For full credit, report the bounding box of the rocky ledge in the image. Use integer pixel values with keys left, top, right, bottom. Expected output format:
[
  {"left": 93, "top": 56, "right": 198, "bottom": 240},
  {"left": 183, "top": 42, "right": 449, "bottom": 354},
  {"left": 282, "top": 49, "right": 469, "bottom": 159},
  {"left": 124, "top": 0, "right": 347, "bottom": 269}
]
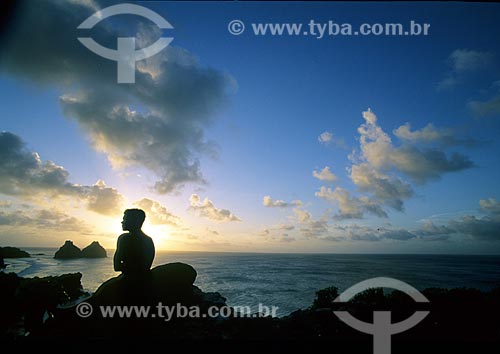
[
  {"left": 0, "top": 263, "right": 499, "bottom": 351},
  {"left": 0, "top": 246, "right": 30, "bottom": 259}
]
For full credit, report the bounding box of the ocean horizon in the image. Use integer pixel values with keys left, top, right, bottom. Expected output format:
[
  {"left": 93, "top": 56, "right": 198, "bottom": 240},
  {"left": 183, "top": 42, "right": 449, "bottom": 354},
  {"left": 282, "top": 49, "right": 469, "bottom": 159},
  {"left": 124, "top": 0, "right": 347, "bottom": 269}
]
[{"left": 3, "top": 247, "right": 500, "bottom": 317}]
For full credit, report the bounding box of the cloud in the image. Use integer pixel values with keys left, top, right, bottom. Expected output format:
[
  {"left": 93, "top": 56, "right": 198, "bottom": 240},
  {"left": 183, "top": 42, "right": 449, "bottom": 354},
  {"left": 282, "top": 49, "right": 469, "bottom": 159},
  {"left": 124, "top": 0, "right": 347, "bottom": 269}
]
[
  {"left": 86, "top": 180, "right": 125, "bottom": 216},
  {"left": 357, "top": 109, "right": 474, "bottom": 185},
  {"left": 291, "top": 207, "right": 329, "bottom": 238},
  {"left": 479, "top": 198, "right": 500, "bottom": 216},
  {"left": 350, "top": 163, "right": 412, "bottom": 211},
  {"left": 0, "top": 132, "right": 73, "bottom": 196},
  {"left": 189, "top": 194, "right": 241, "bottom": 222},
  {"left": 448, "top": 49, "right": 493, "bottom": 72},
  {"left": 0, "top": 131, "right": 124, "bottom": 216},
  {"left": 1, "top": 0, "right": 235, "bottom": 194},
  {"left": 299, "top": 218, "right": 329, "bottom": 238},
  {"left": 414, "top": 221, "right": 455, "bottom": 241},
  {"left": 259, "top": 224, "right": 296, "bottom": 242},
  {"left": 314, "top": 109, "right": 475, "bottom": 220},
  {"left": 468, "top": 82, "right": 500, "bottom": 118},
  {"left": 448, "top": 198, "right": 500, "bottom": 241},
  {"left": 318, "top": 131, "right": 333, "bottom": 144},
  {"left": 449, "top": 216, "right": 500, "bottom": 241},
  {"left": 0, "top": 206, "right": 93, "bottom": 234},
  {"left": 312, "top": 166, "right": 337, "bottom": 183},
  {"left": 315, "top": 186, "right": 387, "bottom": 219},
  {"left": 263, "top": 195, "right": 302, "bottom": 208},
  {"left": 134, "top": 198, "right": 181, "bottom": 226},
  {"left": 324, "top": 224, "right": 419, "bottom": 242},
  {"left": 393, "top": 123, "right": 476, "bottom": 147},
  {"left": 318, "top": 131, "right": 347, "bottom": 148},
  {"left": 293, "top": 207, "right": 312, "bottom": 223},
  {"left": 354, "top": 227, "right": 416, "bottom": 241},
  {"left": 437, "top": 49, "right": 493, "bottom": 90},
  {"left": 304, "top": 198, "right": 500, "bottom": 243}
]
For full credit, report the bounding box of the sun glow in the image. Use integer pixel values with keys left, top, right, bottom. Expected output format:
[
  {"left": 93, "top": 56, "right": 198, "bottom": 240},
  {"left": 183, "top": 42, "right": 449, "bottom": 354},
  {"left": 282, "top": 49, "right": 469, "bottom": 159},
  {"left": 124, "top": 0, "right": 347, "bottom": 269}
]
[{"left": 141, "top": 221, "right": 174, "bottom": 251}]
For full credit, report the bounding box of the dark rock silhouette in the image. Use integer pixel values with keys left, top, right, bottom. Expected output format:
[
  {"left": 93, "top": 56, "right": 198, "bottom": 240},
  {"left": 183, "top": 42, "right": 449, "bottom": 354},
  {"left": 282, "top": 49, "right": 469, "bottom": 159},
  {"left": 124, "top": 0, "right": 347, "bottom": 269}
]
[
  {"left": 90, "top": 262, "right": 202, "bottom": 307},
  {"left": 54, "top": 241, "right": 107, "bottom": 259},
  {"left": 0, "top": 246, "right": 30, "bottom": 258},
  {"left": 54, "top": 241, "right": 82, "bottom": 259},
  {"left": 0, "top": 272, "right": 86, "bottom": 336},
  {"left": 2, "top": 264, "right": 500, "bottom": 354},
  {"left": 0, "top": 256, "right": 5, "bottom": 269},
  {"left": 81, "top": 241, "right": 107, "bottom": 258}
]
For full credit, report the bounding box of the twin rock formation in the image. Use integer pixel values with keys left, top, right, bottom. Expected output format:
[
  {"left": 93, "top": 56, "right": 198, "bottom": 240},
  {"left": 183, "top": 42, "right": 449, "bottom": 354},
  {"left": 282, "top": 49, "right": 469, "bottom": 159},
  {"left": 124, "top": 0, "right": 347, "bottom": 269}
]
[{"left": 54, "top": 240, "right": 107, "bottom": 259}]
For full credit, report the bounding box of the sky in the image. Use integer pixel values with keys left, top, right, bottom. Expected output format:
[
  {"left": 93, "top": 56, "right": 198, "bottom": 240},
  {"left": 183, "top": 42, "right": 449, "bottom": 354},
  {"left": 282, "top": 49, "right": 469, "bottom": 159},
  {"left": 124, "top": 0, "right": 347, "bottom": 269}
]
[{"left": 0, "top": 0, "right": 500, "bottom": 253}]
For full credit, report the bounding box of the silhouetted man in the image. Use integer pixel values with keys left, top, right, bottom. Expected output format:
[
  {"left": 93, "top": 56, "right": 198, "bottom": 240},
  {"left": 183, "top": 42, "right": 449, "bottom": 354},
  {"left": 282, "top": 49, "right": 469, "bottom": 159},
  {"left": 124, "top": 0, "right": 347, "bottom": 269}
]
[{"left": 114, "top": 209, "right": 155, "bottom": 277}]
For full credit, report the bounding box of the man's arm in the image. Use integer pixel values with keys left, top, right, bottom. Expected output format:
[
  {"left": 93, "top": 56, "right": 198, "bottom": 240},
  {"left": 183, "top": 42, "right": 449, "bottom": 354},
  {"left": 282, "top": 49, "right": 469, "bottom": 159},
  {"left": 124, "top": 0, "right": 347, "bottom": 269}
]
[
  {"left": 146, "top": 236, "right": 155, "bottom": 270},
  {"left": 113, "top": 235, "right": 124, "bottom": 272}
]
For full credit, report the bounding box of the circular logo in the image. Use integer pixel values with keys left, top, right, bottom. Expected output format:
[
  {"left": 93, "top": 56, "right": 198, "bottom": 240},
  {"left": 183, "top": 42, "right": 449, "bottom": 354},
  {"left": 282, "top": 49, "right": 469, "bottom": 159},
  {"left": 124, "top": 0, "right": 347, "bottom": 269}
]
[
  {"left": 76, "top": 302, "right": 93, "bottom": 318},
  {"left": 228, "top": 20, "right": 245, "bottom": 35}
]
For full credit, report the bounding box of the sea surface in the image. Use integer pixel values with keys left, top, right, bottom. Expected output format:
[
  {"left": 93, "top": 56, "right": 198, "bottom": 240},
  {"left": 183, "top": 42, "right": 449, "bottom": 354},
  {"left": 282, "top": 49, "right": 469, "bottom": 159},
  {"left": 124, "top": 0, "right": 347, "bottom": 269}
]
[{"left": 3, "top": 248, "right": 500, "bottom": 317}]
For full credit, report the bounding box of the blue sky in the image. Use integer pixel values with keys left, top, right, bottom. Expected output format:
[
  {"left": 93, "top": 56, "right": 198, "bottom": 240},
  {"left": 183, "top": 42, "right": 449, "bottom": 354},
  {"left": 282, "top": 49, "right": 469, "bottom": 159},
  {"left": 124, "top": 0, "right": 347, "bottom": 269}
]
[{"left": 0, "top": 1, "right": 499, "bottom": 253}]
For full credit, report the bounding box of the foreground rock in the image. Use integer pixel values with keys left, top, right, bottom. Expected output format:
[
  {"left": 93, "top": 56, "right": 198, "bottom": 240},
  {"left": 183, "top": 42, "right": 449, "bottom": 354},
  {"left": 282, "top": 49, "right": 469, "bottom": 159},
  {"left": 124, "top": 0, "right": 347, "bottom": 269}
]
[
  {"left": 81, "top": 241, "right": 107, "bottom": 258},
  {"left": 0, "top": 272, "right": 86, "bottom": 336},
  {"left": 2, "top": 263, "right": 499, "bottom": 349},
  {"left": 0, "top": 246, "right": 30, "bottom": 258}
]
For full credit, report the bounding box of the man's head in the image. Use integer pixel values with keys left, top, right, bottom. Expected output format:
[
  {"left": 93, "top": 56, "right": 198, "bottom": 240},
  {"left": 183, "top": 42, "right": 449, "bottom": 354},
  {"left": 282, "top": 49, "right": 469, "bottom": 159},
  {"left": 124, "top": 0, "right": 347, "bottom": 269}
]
[{"left": 121, "top": 209, "right": 146, "bottom": 232}]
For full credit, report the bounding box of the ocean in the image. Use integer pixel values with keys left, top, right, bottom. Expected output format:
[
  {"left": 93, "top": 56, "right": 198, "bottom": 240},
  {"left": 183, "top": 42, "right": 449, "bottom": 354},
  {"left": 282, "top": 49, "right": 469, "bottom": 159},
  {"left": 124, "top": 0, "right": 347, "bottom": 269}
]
[{"left": 4, "top": 248, "right": 500, "bottom": 317}]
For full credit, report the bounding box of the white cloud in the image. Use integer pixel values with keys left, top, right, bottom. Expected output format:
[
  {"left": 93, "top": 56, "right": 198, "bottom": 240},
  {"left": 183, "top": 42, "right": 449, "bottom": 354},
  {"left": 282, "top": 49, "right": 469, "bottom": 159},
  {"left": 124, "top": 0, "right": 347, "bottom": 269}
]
[
  {"left": 189, "top": 194, "right": 241, "bottom": 222},
  {"left": 318, "top": 131, "right": 333, "bottom": 144},
  {"left": 292, "top": 207, "right": 329, "bottom": 238},
  {"left": 293, "top": 207, "right": 312, "bottom": 223},
  {"left": 313, "top": 109, "right": 475, "bottom": 220},
  {"left": 312, "top": 166, "right": 337, "bottom": 183},
  {"left": 315, "top": 186, "right": 387, "bottom": 219},
  {"left": 263, "top": 196, "right": 302, "bottom": 208},
  {"left": 479, "top": 198, "right": 500, "bottom": 216},
  {"left": 356, "top": 109, "right": 473, "bottom": 184},
  {"left": 393, "top": 123, "right": 475, "bottom": 147},
  {"left": 134, "top": 198, "right": 181, "bottom": 226}
]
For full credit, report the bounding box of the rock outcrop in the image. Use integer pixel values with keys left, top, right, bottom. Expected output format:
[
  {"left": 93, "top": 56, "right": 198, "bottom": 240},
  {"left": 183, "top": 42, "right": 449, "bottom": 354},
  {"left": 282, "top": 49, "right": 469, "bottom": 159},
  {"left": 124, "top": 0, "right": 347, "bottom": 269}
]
[
  {"left": 54, "top": 241, "right": 107, "bottom": 259},
  {"left": 0, "top": 246, "right": 30, "bottom": 258},
  {"left": 81, "top": 241, "right": 107, "bottom": 258},
  {"left": 0, "top": 272, "right": 86, "bottom": 336},
  {"left": 2, "top": 263, "right": 499, "bottom": 353},
  {"left": 54, "top": 241, "right": 82, "bottom": 259}
]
